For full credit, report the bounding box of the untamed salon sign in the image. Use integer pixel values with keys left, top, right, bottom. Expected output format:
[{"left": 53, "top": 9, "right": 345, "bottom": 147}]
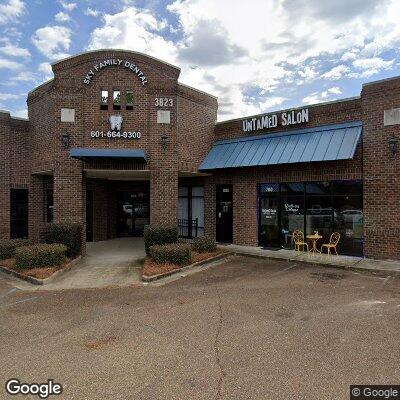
[{"left": 83, "top": 59, "right": 148, "bottom": 85}]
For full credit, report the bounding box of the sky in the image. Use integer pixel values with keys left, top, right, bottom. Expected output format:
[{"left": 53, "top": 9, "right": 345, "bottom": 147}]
[{"left": 0, "top": 0, "right": 400, "bottom": 121}]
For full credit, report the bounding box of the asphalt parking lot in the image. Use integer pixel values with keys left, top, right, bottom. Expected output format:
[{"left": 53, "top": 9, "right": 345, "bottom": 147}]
[{"left": 0, "top": 256, "right": 399, "bottom": 400}]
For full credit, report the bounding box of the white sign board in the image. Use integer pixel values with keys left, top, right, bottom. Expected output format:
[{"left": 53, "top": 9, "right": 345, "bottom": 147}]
[{"left": 384, "top": 108, "right": 400, "bottom": 126}]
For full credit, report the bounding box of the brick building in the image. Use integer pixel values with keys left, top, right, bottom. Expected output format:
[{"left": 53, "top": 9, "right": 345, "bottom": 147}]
[{"left": 1, "top": 49, "right": 399, "bottom": 259}]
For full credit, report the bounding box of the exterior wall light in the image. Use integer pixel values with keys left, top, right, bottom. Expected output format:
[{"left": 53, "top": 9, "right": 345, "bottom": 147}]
[
  {"left": 388, "top": 134, "right": 398, "bottom": 157},
  {"left": 62, "top": 132, "right": 71, "bottom": 149},
  {"left": 161, "top": 134, "right": 169, "bottom": 149}
]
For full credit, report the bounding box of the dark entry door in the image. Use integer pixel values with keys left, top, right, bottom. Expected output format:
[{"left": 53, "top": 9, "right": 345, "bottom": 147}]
[
  {"left": 10, "top": 189, "right": 28, "bottom": 239},
  {"left": 86, "top": 190, "right": 94, "bottom": 242},
  {"left": 117, "top": 189, "right": 149, "bottom": 237},
  {"left": 216, "top": 185, "right": 233, "bottom": 243}
]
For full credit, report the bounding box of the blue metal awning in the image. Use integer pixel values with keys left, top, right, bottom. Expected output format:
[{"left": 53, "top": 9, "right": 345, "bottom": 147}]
[
  {"left": 199, "top": 121, "right": 362, "bottom": 171},
  {"left": 70, "top": 148, "right": 148, "bottom": 162}
]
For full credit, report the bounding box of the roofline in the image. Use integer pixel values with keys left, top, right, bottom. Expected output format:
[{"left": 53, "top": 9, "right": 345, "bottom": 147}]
[
  {"left": 363, "top": 75, "right": 400, "bottom": 87},
  {"left": 28, "top": 78, "right": 54, "bottom": 95},
  {"left": 178, "top": 82, "right": 218, "bottom": 100},
  {"left": 214, "top": 120, "right": 362, "bottom": 145},
  {"left": 216, "top": 96, "right": 361, "bottom": 125},
  {"left": 51, "top": 49, "right": 181, "bottom": 72}
]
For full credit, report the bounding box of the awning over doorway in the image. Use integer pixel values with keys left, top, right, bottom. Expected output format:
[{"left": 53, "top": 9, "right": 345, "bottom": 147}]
[
  {"left": 70, "top": 148, "right": 148, "bottom": 162},
  {"left": 199, "top": 121, "right": 362, "bottom": 171}
]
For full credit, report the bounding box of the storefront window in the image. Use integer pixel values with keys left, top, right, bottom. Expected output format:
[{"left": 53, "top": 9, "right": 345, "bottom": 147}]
[
  {"left": 258, "top": 180, "right": 364, "bottom": 256},
  {"left": 281, "top": 186, "right": 304, "bottom": 249},
  {"left": 333, "top": 180, "right": 363, "bottom": 256},
  {"left": 178, "top": 186, "right": 204, "bottom": 238}
]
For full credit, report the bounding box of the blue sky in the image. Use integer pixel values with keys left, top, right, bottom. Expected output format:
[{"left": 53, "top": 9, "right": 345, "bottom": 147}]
[{"left": 1, "top": 0, "right": 400, "bottom": 120}]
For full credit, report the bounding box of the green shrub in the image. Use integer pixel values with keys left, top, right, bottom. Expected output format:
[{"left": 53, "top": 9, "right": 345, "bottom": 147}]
[
  {"left": 0, "top": 239, "right": 32, "bottom": 260},
  {"left": 15, "top": 244, "right": 67, "bottom": 269},
  {"left": 192, "top": 236, "right": 217, "bottom": 253},
  {"left": 144, "top": 225, "right": 178, "bottom": 255},
  {"left": 150, "top": 243, "right": 192, "bottom": 265},
  {"left": 42, "top": 223, "right": 82, "bottom": 257}
]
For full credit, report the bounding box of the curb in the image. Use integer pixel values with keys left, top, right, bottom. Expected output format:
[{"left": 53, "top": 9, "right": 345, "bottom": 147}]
[
  {"left": 230, "top": 251, "right": 400, "bottom": 276},
  {"left": 0, "top": 256, "right": 82, "bottom": 286},
  {"left": 141, "top": 252, "right": 231, "bottom": 282}
]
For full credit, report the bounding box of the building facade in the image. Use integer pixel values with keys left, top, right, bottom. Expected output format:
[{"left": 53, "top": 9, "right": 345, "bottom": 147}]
[{"left": 1, "top": 49, "right": 399, "bottom": 260}]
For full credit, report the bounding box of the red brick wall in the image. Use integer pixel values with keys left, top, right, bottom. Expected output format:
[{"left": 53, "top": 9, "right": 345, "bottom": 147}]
[
  {"left": 362, "top": 77, "right": 400, "bottom": 259},
  {"left": 0, "top": 112, "right": 31, "bottom": 239}
]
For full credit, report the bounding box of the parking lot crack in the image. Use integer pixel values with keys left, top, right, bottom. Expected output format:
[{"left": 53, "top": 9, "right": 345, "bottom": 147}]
[{"left": 214, "top": 290, "right": 226, "bottom": 400}]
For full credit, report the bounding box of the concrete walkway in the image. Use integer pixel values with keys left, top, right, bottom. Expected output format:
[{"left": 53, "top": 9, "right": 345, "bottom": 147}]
[
  {"left": 224, "top": 244, "right": 400, "bottom": 274},
  {"left": 43, "top": 237, "right": 145, "bottom": 290}
]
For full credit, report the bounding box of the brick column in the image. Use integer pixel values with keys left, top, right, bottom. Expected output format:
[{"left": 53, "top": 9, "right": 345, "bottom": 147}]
[
  {"left": 362, "top": 78, "right": 400, "bottom": 259},
  {"left": 150, "top": 169, "right": 178, "bottom": 226},
  {"left": 204, "top": 175, "right": 216, "bottom": 240},
  {"left": 0, "top": 112, "right": 10, "bottom": 239},
  {"left": 54, "top": 159, "right": 86, "bottom": 253}
]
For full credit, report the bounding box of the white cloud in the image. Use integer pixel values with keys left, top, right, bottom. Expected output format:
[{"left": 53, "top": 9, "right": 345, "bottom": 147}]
[
  {"left": 321, "top": 65, "right": 351, "bottom": 80},
  {"left": 84, "top": 0, "right": 400, "bottom": 119},
  {"left": 87, "top": 7, "right": 176, "bottom": 65},
  {"left": 0, "top": 0, "right": 25, "bottom": 25},
  {"left": 32, "top": 26, "right": 72, "bottom": 59},
  {"left": 0, "top": 58, "right": 22, "bottom": 69},
  {"left": 12, "top": 108, "right": 28, "bottom": 118},
  {"left": 0, "top": 92, "right": 22, "bottom": 100},
  {"left": 327, "top": 86, "right": 342, "bottom": 95},
  {"left": 11, "top": 71, "right": 36, "bottom": 82},
  {"left": 59, "top": 1, "right": 76, "bottom": 11},
  {"left": 302, "top": 86, "right": 342, "bottom": 104},
  {"left": 85, "top": 7, "right": 100, "bottom": 17},
  {"left": 353, "top": 57, "right": 394, "bottom": 71},
  {"left": 0, "top": 44, "right": 30, "bottom": 58},
  {"left": 55, "top": 11, "right": 70, "bottom": 22},
  {"left": 38, "top": 62, "right": 52, "bottom": 75},
  {"left": 260, "top": 96, "right": 286, "bottom": 110}
]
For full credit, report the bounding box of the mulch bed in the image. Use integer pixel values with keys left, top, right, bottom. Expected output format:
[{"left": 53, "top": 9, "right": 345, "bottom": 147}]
[
  {"left": 142, "top": 249, "right": 226, "bottom": 277},
  {"left": 0, "top": 258, "right": 70, "bottom": 280}
]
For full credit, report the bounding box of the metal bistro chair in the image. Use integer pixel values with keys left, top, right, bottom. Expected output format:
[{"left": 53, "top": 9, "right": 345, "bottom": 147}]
[
  {"left": 293, "top": 230, "right": 309, "bottom": 252},
  {"left": 321, "top": 232, "right": 341, "bottom": 255}
]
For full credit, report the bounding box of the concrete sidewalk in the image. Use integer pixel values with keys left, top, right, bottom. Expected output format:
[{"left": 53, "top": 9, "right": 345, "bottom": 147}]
[
  {"left": 41, "top": 237, "right": 145, "bottom": 290},
  {"left": 223, "top": 244, "right": 400, "bottom": 274}
]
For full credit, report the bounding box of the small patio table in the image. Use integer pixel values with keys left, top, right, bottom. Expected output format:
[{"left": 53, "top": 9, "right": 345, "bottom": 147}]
[{"left": 306, "top": 234, "right": 323, "bottom": 255}]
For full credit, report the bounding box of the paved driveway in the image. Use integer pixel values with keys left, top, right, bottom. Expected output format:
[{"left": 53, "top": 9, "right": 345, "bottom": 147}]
[{"left": 0, "top": 256, "right": 399, "bottom": 399}]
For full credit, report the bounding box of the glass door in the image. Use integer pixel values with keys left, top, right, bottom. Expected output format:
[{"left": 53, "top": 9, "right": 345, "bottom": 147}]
[
  {"left": 117, "top": 188, "right": 149, "bottom": 237},
  {"left": 259, "top": 184, "right": 280, "bottom": 247}
]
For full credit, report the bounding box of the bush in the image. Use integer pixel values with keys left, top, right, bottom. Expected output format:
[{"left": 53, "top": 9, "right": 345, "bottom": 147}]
[
  {"left": 0, "top": 239, "right": 32, "bottom": 260},
  {"left": 42, "top": 223, "right": 82, "bottom": 257},
  {"left": 192, "top": 236, "right": 217, "bottom": 253},
  {"left": 144, "top": 225, "right": 178, "bottom": 255},
  {"left": 150, "top": 243, "right": 192, "bottom": 265},
  {"left": 15, "top": 244, "right": 67, "bottom": 269}
]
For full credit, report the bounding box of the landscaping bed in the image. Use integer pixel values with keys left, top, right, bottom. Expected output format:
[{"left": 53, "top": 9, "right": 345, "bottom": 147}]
[
  {"left": 0, "top": 257, "right": 71, "bottom": 279},
  {"left": 141, "top": 249, "right": 227, "bottom": 280}
]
